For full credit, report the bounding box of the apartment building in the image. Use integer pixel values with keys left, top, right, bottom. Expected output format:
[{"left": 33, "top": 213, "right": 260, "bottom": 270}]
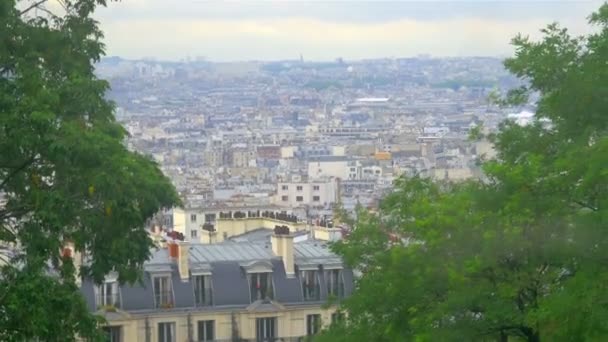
[
  {"left": 81, "top": 228, "right": 353, "bottom": 342},
  {"left": 173, "top": 206, "right": 304, "bottom": 243},
  {"left": 275, "top": 178, "right": 339, "bottom": 208}
]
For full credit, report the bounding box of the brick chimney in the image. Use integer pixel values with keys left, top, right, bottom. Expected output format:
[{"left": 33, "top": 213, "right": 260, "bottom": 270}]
[
  {"left": 62, "top": 241, "right": 82, "bottom": 286},
  {"left": 271, "top": 226, "right": 295, "bottom": 278},
  {"left": 177, "top": 241, "right": 190, "bottom": 281}
]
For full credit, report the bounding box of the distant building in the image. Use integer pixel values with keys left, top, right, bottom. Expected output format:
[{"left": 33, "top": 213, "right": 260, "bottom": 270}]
[{"left": 276, "top": 177, "right": 339, "bottom": 208}]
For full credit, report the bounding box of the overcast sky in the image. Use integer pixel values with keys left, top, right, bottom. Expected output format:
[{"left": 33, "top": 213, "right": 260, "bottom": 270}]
[{"left": 81, "top": 0, "right": 604, "bottom": 61}]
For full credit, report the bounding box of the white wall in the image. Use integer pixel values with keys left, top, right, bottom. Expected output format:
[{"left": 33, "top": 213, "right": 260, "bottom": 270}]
[
  {"left": 276, "top": 178, "right": 338, "bottom": 207},
  {"left": 331, "top": 146, "right": 346, "bottom": 156},
  {"left": 281, "top": 146, "right": 296, "bottom": 158},
  {"left": 308, "top": 160, "right": 349, "bottom": 180}
]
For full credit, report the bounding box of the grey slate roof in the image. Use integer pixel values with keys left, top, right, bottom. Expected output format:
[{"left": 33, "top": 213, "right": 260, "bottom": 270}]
[
  {"left": 190, "top": 242, "right": 274, "bottom": 263},
  {"left": 81, "top": 234, "right": 352, "bottom": 313}
]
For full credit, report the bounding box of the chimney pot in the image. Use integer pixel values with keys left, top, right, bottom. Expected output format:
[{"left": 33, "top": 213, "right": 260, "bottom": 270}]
[{"left": 168, "top": 242, "right": 179, "bottom": 258}]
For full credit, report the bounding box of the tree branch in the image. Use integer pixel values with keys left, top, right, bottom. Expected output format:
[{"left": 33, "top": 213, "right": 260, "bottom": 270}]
[
  {"left": 0, "top": 156, "right": 36, "bottom": 191},
  {"left": 19, "top": 0, "right": 49, "bottom": 16},
  {"left": 573, "top": 200, "right": 598, "bottom": 212}
]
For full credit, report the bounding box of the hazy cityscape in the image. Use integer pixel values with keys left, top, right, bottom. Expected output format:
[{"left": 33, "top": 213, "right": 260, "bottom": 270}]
[
  {"left": 99, "top": 55, "right": 525, "bottom": 217},
  {"left": 2, "top": 1, "right": 607, "bottom": 342}
]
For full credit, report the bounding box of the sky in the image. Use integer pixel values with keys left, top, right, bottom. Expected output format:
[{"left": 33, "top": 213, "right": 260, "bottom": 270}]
[{"left": 74, "top": 0, "right": 606, "bottom": 61}]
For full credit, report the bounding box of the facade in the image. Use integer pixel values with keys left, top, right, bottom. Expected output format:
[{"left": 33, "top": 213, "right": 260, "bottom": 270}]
[
  {"left": 307, "top": 157, "right": 351, "bottom": 180},
  {"left": 81, "top": 229, "right": 353, "bottom": 342},
  {"left": 275, "top": 178, "right": 339, "bottom": 208},
  {"left": 232, "top": 148, "right": 256, "bottom": 168},
  {"left": 172, "top": 206, "right": 304, "bottom": 243}
]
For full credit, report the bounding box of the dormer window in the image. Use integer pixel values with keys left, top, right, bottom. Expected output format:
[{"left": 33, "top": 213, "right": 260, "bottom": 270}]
[
  {"left": 193, "top": 274, "right": 213, "bottom": 306},
  {"left": 153, "top": 275, "right": 173, "bottom": 308},
  {"left": 300, "top": 270, "right": 320, "bottom": 301},
  {"left": 96, "top": 280, "right": 120, "bottom": 309},
  {"left": 326, "top": 269, "right": 345, "bottom": 299},
  {"left": 249, "top": 272, "right": 274, "bottom": 302}
]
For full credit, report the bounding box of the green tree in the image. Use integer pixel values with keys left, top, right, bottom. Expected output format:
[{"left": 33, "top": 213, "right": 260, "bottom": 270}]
[
  {"left": 317, "top": 4, "right": 607, "bottom": 342},
  {"left": 0, "top": 1, "right": 180, "bottom": 340}
]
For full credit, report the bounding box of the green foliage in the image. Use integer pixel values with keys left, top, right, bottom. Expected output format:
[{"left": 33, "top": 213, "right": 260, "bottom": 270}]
[
  {"left": 317, "top": 3, "right": 608, "bottom": 342},
  {"left": 0, "top": 1, "right": 180, "bottom": 340}
]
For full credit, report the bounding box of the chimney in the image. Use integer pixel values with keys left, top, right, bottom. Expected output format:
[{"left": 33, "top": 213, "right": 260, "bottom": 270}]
[
  {"left": 168, "top": 242, "right": 179, "bottom": 258},
  {"left": 271, "top": 226, "right": 295, "bottom": 278},
  {"left": 177, "top": 241, "right": 190, "bottom": 281},
  {"left": 62, "top": 241, "right": 82, "bottom": 286}
]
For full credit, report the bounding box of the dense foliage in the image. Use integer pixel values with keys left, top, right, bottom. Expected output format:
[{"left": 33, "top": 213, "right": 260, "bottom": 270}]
[
  {"left": 318, "top": 4, "right": 608, "bottom": 342},
  {"left": 0, "top": 1, "right": 180, "bottom": 340}
]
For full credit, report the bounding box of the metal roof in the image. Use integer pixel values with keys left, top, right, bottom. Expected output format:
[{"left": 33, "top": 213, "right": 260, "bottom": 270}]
[{"left": 190, "top": 243, "right": 274, "bottom": 263}]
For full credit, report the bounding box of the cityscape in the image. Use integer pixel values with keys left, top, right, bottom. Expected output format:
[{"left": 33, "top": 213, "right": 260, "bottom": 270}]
[
  {"left": 100, "top": 55, "right": 523, "bottom": 217},
  {"left": 79, "top": 54, "right": 529, "bottom": 341},
  {"left": 1, "top": 1, "right": 606, "bottom": 342}
]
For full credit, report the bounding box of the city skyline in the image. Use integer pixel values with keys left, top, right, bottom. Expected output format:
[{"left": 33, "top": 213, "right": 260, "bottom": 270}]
[{"left": 85, "top": 0, "right": 603, "bottom": 61}]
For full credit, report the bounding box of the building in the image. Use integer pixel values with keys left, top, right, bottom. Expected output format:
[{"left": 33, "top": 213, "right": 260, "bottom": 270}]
[
  {"left": 172, "top": 206, "right": 305, "bottom": 243},
  {"left": 232, "top": 147, "right": 256, "bottom": 168},
  {"left": 80, "top": 228, "right": 353, "bottom": 342},
  {"left": 307, "top": 156, "right": 353, "bottom": 180},
  {"left": 275, "top": 177, "right": 339, "bottom": 208}
]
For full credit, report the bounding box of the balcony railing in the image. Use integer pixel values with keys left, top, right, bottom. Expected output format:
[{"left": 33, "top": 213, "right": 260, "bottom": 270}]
[
  {"left": 194, "top": 288, "right": 213, "bottom": 306},
  {"left": 154, "top": 290, "right": 174, "bottom": 309}
]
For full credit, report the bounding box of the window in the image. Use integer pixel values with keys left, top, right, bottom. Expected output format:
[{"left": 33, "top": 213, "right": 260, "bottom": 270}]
[
  {"left": 350, "top": 167, "right": 356, "bottom": 172},
  {"left": 326, "top": 269, "right": 345, "bottom": 298},
  {"left": 204, "top": 213, "right": 216, "bottom": 223},
  {"left": 313, "top": 185, "right": 320, "bottom": 191},
  {"left": 97, "top": 281, "right": 120, "bottom": 308},
  {"left": 197, "top": 320, "right": 214, "bottom": 341},
  {"left": 190, "top": 214, "right": 197, "bottom": 222},
  {"left": 191, "top": 230, "right": 198, "bottom": 238},
  {"left": 296, "top": 196, "right": 303, "bottom": 202},
  {"left": 256, "top": 317, "right": 277, "bottom": 341},
  {"left": 193, "top": 275, "right": 212, "bottom": 306},
  {"left": 296, "top": 185, "right": 303, "bottom": 191},
  {"left": 103, "top": 326, "right": 121, "bottom": 342},
  {"left": 306, "top": 314, "right": 321, "bottom": 335},
  {"left": 300, "top": 270, "right": 320, "bottom": 301},
  {"left": 153, "top": 276, "right": 173, "bottom": 308},
  {"left": 281, "top": 195, "right": 288, "bottom": 202},
  {"left": 249, "top": 273, "right": 274, "bottom": 302},
  {"left": 158, "top": 322, "right": 175, "bottom": 342},
  {"left": 332, "top": 312, "right": 345, "bottom": 324},
  {"left": 281, "top": 185, "right": 288, "bottom": 190},
  {"left": 312, "top": 196, "right": 320, "bottom": 202}
]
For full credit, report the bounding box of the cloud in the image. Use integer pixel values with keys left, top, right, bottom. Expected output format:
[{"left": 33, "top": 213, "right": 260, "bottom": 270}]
[{"left": 94, "top": 0, "right": 603, "bottom": 61}]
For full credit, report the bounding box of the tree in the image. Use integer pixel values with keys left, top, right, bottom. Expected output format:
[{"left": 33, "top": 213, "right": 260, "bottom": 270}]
[
  {"left": 317, "top": 3, "right": 608, "bottom": 341},
  {"left": 0, "top": 1, "right": 180, "bottom": 340}
]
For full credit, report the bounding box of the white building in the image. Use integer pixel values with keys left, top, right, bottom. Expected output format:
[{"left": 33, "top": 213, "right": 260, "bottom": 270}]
[
  {"left": 275, "top": 177, "right": 339, "bottom": 208},
  {"left": 172, "top": 205, "right": 303, "bottom": 243},
  {"left": 307, "top": 156, "right": 362, "bottom": 180}
]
